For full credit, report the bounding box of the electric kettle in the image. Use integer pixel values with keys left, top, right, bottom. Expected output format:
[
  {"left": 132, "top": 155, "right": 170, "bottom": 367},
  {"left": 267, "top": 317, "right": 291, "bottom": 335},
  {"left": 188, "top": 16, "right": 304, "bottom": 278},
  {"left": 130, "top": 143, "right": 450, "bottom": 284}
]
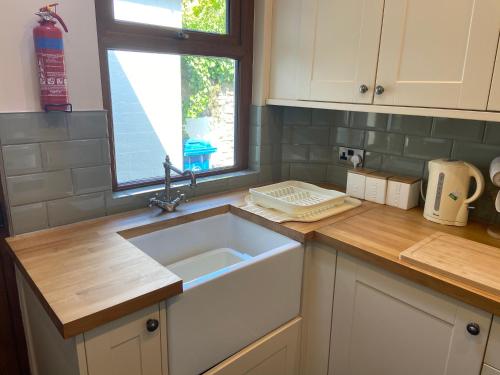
[{"left": 423, "top": 159, "right": 484, "bottom": 226}]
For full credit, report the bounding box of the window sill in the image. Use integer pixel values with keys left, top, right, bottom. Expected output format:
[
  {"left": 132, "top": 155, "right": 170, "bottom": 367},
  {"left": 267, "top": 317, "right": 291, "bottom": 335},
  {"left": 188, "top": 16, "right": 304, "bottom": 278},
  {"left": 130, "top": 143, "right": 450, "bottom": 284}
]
[{"left": 112, "top": 169, "right": 260, "bottom": 200}]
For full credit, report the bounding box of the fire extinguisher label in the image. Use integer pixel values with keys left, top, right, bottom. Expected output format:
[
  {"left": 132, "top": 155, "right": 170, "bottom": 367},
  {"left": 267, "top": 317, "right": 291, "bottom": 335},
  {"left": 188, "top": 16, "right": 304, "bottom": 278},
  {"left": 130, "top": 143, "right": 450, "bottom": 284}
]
[
  {"left": 35, "top": 37, "right": 63, "bottom": 50},
  {"left": 35, "top": 37, "right": 68, "bottom": 106}
]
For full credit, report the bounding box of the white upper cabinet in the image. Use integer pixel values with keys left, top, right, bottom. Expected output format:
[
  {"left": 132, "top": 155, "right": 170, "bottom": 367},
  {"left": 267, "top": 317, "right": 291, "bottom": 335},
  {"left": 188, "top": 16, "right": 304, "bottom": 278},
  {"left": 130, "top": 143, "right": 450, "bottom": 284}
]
[
  {"left": 298, "top": 0, "right": 384, "bottom": 103},
  {"left": 374, "top": 0, "right": 500, "bottom": 110}
]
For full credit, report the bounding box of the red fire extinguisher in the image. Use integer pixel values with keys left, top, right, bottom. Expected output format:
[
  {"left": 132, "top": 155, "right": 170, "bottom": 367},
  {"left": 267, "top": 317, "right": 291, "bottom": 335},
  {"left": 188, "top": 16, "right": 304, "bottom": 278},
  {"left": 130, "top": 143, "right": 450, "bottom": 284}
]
[{"left": 33, "top": 3, "right": 72, "bottom": 112}]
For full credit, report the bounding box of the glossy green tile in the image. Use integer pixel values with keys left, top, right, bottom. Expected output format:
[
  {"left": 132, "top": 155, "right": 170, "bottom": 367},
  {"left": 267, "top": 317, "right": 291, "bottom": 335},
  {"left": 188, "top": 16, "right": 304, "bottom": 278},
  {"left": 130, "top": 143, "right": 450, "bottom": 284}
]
[
  {"left": 326, "top": 165, "right": 348, "bottom": 187},
  {"left": 281, "top": 163, "right": 290, "bottom": 180},
  {"left": 309, "top": 146, "right": 333, "bottom": 162},
  {"left": 364, "top": 131, "right": 404, "bottom": 155},
  {"left": 292, "top": 126, "right": 330, "bottom": 145},
  {"left": 2, "top": 144, "right": 43, "bottom": 176},
  {"left": 431, "top": 118, "right": 485, "bottom": 141},
  {"left": 10, "top": 202, "right": 49, "bottom": 234},
  {"left": 381, "top": 155, "right": 424, "bottom": 177},
  {"left": 364, "top": 151, "right": 383, "bottom": 170},
  {"left": 312, "top": 109, "right": 348, "bottom": 126},
  {"left": 283, "top": 107, "right": 311, "bottom": 126},
  {"left": 404, "top": 136, "right": 452, "bottom": 160},
  {"left": 388, "top": 115, "right": 432, "bottom": 136},
  {"left": 452, "top": 141, "right": 500, "bottom": 170},
  {"left": 331, "top": 127, "right": 365, "bottom": 148},
  {"left": 350, "top": 112, "right": 389, "bottom": 130},
  {"left": 282, "top": 126, "right": 292, "bottom": 144},
  {"left": 290, "top": 163, "right": 326, "bottom": 182},
  {"left": 484, "top": 122, "right": 500, "bottom": 145},
  {"left": 282, "top": 144, "right": 308, "bottom": 161},
  {"left": 0, "top": 112, "right": 68, "bottom": 144},
  {"left": 68, "top": 111, "right": 108, "bottom": 140}
]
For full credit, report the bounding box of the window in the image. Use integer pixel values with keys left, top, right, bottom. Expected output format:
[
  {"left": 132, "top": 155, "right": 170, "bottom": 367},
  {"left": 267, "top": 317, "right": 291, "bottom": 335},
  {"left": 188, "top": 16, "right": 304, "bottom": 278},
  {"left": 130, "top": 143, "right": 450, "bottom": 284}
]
[{"left": 95, "top": 0, "right": 254, "bottom": 190}]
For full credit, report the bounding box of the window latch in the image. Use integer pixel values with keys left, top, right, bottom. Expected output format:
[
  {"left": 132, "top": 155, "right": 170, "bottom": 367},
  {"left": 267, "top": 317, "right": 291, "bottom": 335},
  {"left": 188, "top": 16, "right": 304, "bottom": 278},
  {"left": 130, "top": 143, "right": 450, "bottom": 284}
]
[{"left": 176, "top": 31, "right": 190, "bottom": 40}]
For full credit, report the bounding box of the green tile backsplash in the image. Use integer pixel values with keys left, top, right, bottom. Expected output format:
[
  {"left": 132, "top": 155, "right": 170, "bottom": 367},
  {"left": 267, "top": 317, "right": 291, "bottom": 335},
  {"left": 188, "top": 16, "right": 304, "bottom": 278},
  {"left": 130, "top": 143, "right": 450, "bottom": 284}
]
[{"left": 275, "top": 106, "right": 500, "bottom": 224}]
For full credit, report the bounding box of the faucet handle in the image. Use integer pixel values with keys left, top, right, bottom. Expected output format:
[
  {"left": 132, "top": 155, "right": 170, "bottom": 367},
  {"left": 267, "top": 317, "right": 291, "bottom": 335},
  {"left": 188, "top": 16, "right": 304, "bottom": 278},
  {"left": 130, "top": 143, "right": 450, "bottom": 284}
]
[{"left": 176, "top": 190, "right": 187, "bottom": 202}]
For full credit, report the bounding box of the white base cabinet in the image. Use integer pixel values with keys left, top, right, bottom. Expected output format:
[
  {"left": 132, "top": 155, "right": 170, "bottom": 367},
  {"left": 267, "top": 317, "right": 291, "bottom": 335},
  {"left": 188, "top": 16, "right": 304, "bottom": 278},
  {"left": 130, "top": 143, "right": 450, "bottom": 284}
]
[
  {"left": 329, "top": 253, "right": 492, "bottom": 375},
  {"left": 17, "top": 267, "right": 302, "bottom": 375},
  {"left": 16, "top": 270, "right": 167, "bottom": 375}
]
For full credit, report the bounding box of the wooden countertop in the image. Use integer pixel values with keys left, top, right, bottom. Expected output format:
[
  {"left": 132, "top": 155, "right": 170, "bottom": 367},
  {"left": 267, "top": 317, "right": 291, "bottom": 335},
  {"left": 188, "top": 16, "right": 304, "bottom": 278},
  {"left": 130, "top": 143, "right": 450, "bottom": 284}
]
[
  {"left": 7, "top": 190, "right": 247, "bottom": 338},
  {"left": 6, "top": 187, "right": 500, "bottom": 338},
  {"left": 314, "top": 205, "right": 500, "bottom": 315}
]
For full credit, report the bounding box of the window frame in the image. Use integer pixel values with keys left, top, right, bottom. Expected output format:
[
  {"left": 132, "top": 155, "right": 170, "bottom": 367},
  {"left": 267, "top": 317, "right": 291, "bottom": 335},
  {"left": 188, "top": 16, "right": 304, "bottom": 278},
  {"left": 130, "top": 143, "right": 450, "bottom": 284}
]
[{"left": 94, "top": 0, "right": 254, "bottom": 191}]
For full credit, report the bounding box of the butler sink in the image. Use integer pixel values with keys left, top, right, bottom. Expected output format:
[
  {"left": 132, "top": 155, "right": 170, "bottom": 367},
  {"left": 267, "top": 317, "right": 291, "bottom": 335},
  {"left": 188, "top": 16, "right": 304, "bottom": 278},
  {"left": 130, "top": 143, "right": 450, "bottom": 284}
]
[{"left": 128, "top": 213, "right": 303, "bottom": 375}]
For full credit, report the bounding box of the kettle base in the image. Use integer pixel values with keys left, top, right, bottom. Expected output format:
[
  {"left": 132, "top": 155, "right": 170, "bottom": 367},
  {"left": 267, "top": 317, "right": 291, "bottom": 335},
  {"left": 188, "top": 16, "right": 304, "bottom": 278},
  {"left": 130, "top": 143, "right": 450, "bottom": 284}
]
[
  {"left": 423, "top": 214, "right": 467, "bottom": 227},
  {"left": 487, "top": 225, "right": 500, "bottom": 239}
]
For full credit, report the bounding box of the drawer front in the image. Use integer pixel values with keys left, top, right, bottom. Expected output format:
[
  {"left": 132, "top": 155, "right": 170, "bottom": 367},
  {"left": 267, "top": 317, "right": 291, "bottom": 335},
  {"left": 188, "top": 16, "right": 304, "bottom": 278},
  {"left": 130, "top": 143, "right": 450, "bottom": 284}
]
[
  {"left": 204, "top": 317, "right": 301, "bottom": 375},
  {"left": 486, "top": 316, "right": 500, "bottom": 369}
]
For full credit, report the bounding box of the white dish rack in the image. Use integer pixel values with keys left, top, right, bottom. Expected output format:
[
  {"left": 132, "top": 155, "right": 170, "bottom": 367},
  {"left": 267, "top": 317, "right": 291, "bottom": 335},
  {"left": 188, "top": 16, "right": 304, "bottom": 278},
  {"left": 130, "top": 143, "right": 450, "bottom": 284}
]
[{"left": 249, "top": 181, "right": 347, "bottom": 217}]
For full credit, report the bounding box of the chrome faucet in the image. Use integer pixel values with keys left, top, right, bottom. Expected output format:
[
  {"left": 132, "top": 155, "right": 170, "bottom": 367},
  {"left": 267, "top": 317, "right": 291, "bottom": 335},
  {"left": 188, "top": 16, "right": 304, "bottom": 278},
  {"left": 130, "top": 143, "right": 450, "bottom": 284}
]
[{"left": 149, "top": 154, "right": 197, "bottom": 212}]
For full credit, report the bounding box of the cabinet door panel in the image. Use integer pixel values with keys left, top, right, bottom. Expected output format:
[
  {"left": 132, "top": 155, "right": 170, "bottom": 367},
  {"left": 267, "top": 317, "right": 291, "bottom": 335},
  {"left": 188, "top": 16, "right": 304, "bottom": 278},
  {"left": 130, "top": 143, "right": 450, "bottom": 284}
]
[
  {"left": 298, "top": 0, "right": 384, "bottom": 103},
  {"left": 84, "top": 304, "right": 164, "bottom": 375},
  {"left": 300, "top": 242, "right": 337, "bottom": 375},
  {"left": 268, "top": 0, "right": 302, "bottom": 100},
  {"left": 488, "top": 47, "right": 500, "bottom": 111},
  {"left": 485, "top": 316, "right": 500, "bottom": 369},
  {"left": 375, "top": 0, "right": 500, "bottom": 110},
  {"left": 329, "top": 253, "right": 492, "bottom": 375}
]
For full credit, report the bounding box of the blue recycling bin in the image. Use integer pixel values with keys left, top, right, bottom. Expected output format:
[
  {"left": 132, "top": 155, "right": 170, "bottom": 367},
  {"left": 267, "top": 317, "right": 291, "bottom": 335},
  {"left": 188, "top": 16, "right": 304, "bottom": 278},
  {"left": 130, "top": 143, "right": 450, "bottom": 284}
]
[{"left": 183, "top": 139, "right": 217, "bottom": 172}]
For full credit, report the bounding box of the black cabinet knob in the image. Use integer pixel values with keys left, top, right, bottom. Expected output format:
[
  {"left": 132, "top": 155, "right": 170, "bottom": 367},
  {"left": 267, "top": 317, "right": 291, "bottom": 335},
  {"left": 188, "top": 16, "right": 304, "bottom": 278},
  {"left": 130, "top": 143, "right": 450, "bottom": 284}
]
[
  {"left": 375, "top": 85, "right": 385, "bottom": 95},
  {"left": 466, "top": 322, "right": 480, "bottom": 336},
  {"left": 359, "top": 84, "right": 369, "bottom": 94},
  {"left": 146, "top": 319, "right": 159, "bottom": 332}
]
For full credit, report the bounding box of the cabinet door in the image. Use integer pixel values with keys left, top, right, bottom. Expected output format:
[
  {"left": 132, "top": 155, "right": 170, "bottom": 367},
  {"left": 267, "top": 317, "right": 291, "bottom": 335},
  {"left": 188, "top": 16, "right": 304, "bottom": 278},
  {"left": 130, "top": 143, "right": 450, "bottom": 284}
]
[
  {"left": 485, "top": 316, "right": 500, "bottom": 369},
  {"left": 204, "top": 318, "right": 301, "bottom": 375},
  {"left": 375, "top": 0, "right": 500, "bottom": 110},
  {"left": 268, "top": 0, "right": 302, "bottom": 100},
  {"left": 300, "top": 242, "right": 337, "bottom": 375},
  {"left": 298, "top": 0, "right": 384, "bottom": 103},
  {"left": 488, "top": 50, "right": 500, "bottom": 111},
  {"left": 84, "top": 304, "right": 166, "bottom": 375},
  {"left": 329, "top": 253, "right": 492, "bottom": 375}
]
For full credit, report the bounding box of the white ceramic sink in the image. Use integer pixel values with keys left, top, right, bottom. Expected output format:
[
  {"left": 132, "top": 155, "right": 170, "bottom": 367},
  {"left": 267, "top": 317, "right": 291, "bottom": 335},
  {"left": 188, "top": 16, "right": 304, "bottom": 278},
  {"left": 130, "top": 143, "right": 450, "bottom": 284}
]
[{"left": 129, "top": 213, "right": 303, "bottom": 375}]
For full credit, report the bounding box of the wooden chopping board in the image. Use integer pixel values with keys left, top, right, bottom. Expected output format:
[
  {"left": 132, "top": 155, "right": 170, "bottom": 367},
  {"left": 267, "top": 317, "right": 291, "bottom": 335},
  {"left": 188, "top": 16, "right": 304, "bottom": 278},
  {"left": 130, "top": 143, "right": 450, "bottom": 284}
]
[{"left": 400, "top": 232, "right": 500, "bottom": 296}]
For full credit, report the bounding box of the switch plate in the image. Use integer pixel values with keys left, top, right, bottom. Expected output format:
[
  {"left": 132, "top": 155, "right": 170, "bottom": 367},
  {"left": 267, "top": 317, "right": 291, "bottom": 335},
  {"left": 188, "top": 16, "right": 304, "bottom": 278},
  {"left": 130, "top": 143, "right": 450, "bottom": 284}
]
[{"left": 338, "top": 147, "right": 365, "bottom": 167}]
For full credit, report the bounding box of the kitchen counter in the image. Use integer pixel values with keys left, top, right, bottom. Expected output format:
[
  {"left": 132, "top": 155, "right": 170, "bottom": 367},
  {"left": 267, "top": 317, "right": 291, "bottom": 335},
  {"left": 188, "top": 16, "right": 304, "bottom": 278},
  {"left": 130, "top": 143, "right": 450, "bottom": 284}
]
[
  {"left": 315, "top": 205, "right": 500, "bottom": 315},
  {"left": 6, "top": 187, "right": 500, "bottom": 338}
]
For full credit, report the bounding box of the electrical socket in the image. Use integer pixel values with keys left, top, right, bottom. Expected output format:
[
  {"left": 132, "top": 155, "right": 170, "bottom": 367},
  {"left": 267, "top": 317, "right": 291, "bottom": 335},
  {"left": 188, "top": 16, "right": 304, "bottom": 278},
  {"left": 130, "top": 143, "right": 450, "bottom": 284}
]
[{"left": 338, "top": 147, "right": 365, "bottom": 167}]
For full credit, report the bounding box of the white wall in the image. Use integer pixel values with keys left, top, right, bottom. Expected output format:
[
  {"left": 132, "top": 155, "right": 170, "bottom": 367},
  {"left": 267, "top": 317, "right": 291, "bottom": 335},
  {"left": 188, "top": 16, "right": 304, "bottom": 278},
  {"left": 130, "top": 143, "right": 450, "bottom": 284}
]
[{"left": 0, "top": 0, "right": 103, "bottom": 113}]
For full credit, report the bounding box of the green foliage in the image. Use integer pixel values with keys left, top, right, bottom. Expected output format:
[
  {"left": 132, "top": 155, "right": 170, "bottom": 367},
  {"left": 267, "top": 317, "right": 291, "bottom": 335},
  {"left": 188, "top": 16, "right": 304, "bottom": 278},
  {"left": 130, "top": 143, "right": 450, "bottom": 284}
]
[{"left": 181, "top": 0, "right": 235, "bottom": 121}]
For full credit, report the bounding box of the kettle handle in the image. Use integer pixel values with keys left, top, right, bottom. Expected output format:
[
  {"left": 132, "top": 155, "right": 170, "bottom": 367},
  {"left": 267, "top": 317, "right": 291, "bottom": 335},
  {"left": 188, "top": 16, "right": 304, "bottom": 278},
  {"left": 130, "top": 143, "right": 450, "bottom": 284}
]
[{"left": 464, "top": 162, "right": 485, "bottom": 204}]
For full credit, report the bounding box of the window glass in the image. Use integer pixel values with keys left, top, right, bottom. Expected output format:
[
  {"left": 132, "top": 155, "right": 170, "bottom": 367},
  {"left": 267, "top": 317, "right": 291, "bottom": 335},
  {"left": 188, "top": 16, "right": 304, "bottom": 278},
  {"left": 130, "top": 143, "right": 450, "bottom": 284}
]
[
  {"left": 113, "top": 0, "right": 228, "bottom": 34},
  {"left": 108, "top": 50, "right": 236, "bottom": 185}
]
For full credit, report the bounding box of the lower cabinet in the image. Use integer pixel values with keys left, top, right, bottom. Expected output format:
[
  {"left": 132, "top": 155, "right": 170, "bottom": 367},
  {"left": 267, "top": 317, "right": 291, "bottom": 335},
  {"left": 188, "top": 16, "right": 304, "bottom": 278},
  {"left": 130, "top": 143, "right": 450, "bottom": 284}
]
[
  {"left": 329, "top": 252, "right": 492, "bottom": 375},
  {"left": 485, "top": 316, "right": 500, "bottom": 370},
  {"left": 17, "top": 269, "right": 167, "bottom": 375},
  {"left": 84, "top": 304, "right": 166, "bottom": 375},
  {"left": 204, "top": 317, "right": 301, "bottom": 375},
  {"left": 17, "top": 267, "right": 301, "bottom": 375}
]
